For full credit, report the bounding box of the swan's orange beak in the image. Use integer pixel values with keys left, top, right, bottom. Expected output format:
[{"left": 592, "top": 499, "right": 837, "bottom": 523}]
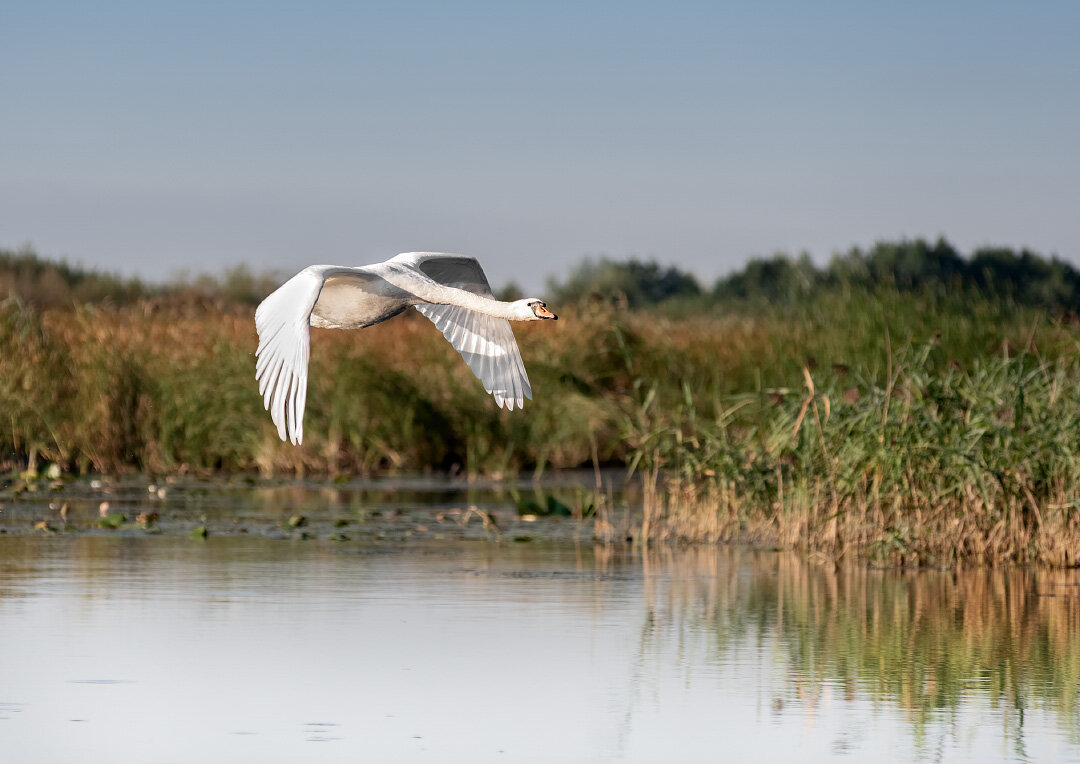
[{"left": 535, "top": 305, "right": 558, "bottom": 320}]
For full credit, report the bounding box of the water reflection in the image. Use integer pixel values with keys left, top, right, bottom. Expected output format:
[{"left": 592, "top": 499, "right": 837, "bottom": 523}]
[
  {"left": 0, "top": 538, "right": 1077, "bottom": 762},
  {"left": 622, "top": 548, "right": 1080, "bottom": 759}
]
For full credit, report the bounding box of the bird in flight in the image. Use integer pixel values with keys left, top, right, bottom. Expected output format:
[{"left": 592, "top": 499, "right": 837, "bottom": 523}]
[{"left": 255, "top": 252, "right": 558, "bottom": 444}]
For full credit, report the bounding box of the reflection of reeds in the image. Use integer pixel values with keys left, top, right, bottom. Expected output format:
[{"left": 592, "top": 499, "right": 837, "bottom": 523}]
[{"left": 630, "top": 548, "right": 1080, "bottom": 739}]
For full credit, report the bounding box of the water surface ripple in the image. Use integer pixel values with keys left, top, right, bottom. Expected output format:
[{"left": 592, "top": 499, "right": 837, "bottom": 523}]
[{"left": 1, "top": 536, "right": 1078, "bottom": 762}]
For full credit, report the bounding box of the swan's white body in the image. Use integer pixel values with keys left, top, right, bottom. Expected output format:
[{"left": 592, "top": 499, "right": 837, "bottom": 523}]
[{"left": 254, "top": 252, "right": 556, "bottom": 444}]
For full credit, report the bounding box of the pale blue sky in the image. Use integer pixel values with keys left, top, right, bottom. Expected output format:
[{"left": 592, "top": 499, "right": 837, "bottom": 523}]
[{"left": 2, "top": 1, "right": 1078, "bottom": 291}]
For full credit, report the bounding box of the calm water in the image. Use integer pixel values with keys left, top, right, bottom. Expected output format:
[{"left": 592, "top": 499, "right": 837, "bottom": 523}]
[{"left": 1, "top": 534, "right": 1079, "bottom": 761}]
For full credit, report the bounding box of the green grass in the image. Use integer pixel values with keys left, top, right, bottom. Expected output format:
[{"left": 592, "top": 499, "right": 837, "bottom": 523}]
[{"left": 623, "top": 341, "right": 1080, "bottom": 565}]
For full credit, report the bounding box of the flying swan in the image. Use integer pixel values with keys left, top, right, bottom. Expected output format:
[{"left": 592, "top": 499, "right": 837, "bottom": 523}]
[{"left": 255, "top": 252, "right": 558, "bottom": 444}]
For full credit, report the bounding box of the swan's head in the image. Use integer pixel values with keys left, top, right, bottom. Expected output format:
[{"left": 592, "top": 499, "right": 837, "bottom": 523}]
[{"left": 514, "top": 299, "right": 558, "bottom": 321}]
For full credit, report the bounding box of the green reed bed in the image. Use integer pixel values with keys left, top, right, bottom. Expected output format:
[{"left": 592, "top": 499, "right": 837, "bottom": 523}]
[
  {"left": 629, "top": 342, "right": 1080, "bottom": 566},
  {"left": 2, "top": 290, "right": 1080, "bottom": 564}
]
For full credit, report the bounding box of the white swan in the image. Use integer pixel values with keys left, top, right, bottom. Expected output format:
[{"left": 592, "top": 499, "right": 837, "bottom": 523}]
[{"left": 254, "top": 252, "right": 558, "bottom": 444}]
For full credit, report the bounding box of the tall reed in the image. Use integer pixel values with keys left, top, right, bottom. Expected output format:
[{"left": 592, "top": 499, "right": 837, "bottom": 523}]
[
  {"left": 626, "top": 344, "right": 1080, "bottom": 565},
  {"left": 3, "top": 289, "right": 1080, "bottom": 564}
]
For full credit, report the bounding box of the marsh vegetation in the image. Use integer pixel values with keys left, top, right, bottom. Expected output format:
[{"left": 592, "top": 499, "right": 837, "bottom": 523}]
[{"left": 3, "top": 240, "right": 1080, "bottom": 564}]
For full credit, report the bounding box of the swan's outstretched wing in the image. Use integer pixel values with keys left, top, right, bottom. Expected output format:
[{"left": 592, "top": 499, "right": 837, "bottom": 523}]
[
  {"left": 391, "top": 252, "right": 495, "bottom": 297},
  {"left": 415, "top": 303, "right": 532, "bottom": 410},
  {"left": 254, "top": 267, "right": 326, "bottom": 445},
  {"left": 395, "top": 253, "right": 532, "bottom": 410}
]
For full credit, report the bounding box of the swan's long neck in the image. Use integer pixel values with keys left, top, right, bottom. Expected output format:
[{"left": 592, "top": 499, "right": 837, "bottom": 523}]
[
  {"left": 425, "top": 284, "right": 518, "bottom": 318},
  {"left": 381, "top": 266, "right": 519, "bottom": 318}
]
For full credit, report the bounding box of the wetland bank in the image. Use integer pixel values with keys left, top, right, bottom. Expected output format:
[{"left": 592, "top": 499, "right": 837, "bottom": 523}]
[
  {"left": 5, "top": 239, "right": 1080, "bottom": 565},
  {"left": 5, "top": 242, "right": 1080, "bottom": 761}
]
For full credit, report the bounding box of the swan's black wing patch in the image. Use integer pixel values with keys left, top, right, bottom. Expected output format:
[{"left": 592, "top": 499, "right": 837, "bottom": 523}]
[{"left": 391, "top": 253, "right": 495, "bottom": 297}]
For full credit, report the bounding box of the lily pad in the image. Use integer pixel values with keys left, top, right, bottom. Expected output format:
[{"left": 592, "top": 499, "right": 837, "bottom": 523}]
[{"left": 96, "top": 513, "right": 126, "bottom": 530}]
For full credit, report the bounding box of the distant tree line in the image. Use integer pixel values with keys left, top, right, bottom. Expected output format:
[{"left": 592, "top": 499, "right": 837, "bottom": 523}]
[
  {"left": 4, "top": 238, "right": 1079, "bottom": 312},
  {"left": 0, "top": 247, "right": 283, "bottom": 309},
  {"left": 544, "top": 257, "right": 702, "bottom": 309},
  {"left": 0, "top": 247, "right": 151, "bottom": 309},
  {"left": 548, "top": 238, "right": 1080, "bottom": 312}
]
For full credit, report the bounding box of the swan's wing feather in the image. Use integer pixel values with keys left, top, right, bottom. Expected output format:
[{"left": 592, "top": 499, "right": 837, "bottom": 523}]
[
  {"left": 254, "top": 267, "right": 327, "bottom": 444},
  {"left": 415, "top": 303, "right": 532, "bottom": 410},
  {"left": 391, "top": 252, "right": 495, "bottom": 297}
]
